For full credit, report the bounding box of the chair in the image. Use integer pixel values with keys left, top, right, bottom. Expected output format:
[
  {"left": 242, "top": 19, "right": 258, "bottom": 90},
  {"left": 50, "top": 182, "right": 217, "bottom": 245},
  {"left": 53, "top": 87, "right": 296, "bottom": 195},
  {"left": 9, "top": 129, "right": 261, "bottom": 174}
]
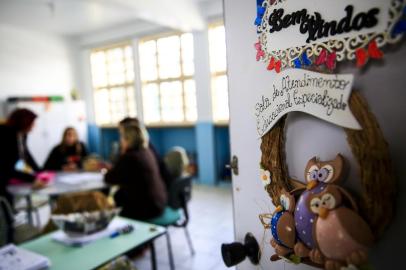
[
  {"left": 1, "top": 196, "right": 41, "bottom": 245},
  {"left": 147, "top": 175, "right": 195, "bottom": 270},
  {"left": 0, "top": 196, "right": 13, "bottom": 246}
]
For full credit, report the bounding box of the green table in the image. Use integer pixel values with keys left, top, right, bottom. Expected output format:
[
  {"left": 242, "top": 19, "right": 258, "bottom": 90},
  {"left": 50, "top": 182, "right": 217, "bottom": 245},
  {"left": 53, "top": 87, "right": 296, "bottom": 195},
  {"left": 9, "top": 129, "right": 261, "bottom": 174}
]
[{"left": 20, "top": 217, "right": 166, "bottom": 270}]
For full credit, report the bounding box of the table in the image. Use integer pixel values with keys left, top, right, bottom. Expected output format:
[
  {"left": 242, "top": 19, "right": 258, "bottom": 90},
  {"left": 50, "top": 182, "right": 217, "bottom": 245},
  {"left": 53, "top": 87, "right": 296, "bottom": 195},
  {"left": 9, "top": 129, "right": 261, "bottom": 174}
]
[
  {"left": 7, "top": 172, "right": 108, "bottom": 225},
  {"left": 20, "top": 217, "right": 166, "bottom": 270}
]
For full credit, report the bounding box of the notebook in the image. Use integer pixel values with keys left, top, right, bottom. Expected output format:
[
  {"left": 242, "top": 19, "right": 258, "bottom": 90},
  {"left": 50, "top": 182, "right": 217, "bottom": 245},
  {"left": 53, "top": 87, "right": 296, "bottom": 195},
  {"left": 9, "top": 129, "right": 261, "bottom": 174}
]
[{"left": 0, "top": 244, "right": 50, "bottom": 270}]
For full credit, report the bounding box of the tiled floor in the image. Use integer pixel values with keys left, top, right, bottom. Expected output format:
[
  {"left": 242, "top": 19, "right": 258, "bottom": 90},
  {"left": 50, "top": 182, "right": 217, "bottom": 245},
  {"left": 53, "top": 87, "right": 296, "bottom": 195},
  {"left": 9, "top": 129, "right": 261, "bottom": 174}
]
[{"left": 133, "top": 184, "right": 235, "bottom": 270}]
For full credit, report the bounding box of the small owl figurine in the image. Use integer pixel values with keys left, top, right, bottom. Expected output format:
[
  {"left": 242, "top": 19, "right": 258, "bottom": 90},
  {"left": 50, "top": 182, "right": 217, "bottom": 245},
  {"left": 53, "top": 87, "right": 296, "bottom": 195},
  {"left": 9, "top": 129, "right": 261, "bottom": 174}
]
[
  {"left": 294, "top": 154, "right": 345, "bottom": 259},
  {"left": 269, "top": 189, "right": 296, "bottom": 257},
  {"left": 307, "top": 185, "right": 374, "bottom": 270}
]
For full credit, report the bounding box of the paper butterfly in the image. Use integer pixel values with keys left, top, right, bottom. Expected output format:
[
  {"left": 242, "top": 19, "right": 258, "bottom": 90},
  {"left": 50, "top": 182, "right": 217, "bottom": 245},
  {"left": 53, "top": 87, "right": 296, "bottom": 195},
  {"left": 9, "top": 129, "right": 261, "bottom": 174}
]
[
  {"left": 294, "top": 52, "right": 312, "bottom": 69},
  {"left": 315, "top": 49, "right": 337, "bottom": 70},
  {"left": 267, "top": 57, "right": 282, "bottom": 73},
  {"left": 355, "top": 40, "right": 384, "bottom": 68},
  {"left": 255, "top": 41, "right": 265, "bottom": 61}
]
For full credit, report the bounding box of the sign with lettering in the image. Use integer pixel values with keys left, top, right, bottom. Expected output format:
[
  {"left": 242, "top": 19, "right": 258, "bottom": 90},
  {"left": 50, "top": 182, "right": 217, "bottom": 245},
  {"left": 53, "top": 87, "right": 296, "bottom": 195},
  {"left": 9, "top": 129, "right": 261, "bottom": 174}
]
[
  {"left": 254, "top": 69, "right": 361, "bottom": 138},
  {"left": 254, "top": 0, "right": 406, "bottom": 71}
]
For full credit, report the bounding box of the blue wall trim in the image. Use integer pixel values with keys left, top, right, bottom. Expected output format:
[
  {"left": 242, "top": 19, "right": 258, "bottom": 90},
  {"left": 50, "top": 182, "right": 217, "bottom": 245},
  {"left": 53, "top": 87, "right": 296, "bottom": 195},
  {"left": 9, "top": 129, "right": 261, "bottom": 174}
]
[
  {"left": 89, "top": 123, "right": 230, "bottom": 185},
  {"left": 196, "top": 122, "right": 216, "bottom": 185}
]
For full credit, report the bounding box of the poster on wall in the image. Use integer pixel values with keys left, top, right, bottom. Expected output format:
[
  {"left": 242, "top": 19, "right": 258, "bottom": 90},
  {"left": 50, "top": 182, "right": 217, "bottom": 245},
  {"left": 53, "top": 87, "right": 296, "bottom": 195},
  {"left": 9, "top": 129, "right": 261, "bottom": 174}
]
[{"left": 254, "top": 0, "right": 406, "bottom": 72}]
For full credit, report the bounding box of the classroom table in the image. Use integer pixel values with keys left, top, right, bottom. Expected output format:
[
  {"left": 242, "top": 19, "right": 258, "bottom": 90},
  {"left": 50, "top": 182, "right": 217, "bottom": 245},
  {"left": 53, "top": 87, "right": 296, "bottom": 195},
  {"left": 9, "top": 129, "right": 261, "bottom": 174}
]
[
  {"left": 20, "top": 217, "right": 166, "bottom": 270},
  {"left": 7, "top": 172, "right": 108, "bottom": 225}
]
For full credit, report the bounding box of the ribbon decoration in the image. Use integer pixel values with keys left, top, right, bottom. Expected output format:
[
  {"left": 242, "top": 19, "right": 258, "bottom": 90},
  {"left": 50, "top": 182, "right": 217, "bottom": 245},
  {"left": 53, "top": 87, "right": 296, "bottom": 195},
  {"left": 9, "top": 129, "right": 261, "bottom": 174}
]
[
  {"left": 315, "top": 49, "right": 337, "bottom": 71},
  {"left": 294, "top": 52, "right": 312, "bottom": 69},
  {"left": 355, "top": 40, "right": 384, "bottom": 68},
  {"left": 392, "top": 7, "right": 406, "bottom": 37},
  {"left": 254, "top": 2, "right": 266, "bottom": 26},
  {"left": 267, "top": 57, "right": 281, "bottom": 73},
  {"left": 255, "top": 41, "right": 265, "bottom": 61}
]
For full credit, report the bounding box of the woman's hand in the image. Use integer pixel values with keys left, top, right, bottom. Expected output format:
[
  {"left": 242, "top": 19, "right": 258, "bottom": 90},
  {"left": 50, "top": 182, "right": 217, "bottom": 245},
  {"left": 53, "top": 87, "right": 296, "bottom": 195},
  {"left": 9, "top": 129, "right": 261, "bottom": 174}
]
[
  {"left": 32, "top": 179, "right": 46, "bottom": 190},
  {"left": 62, "top": 162, "right": 78, "bottom": 172}
]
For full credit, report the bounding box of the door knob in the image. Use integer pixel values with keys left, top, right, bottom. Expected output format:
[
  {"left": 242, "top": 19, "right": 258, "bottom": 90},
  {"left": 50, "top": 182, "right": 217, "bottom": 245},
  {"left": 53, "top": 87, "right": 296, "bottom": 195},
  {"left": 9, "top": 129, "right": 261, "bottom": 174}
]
[{"left": 221, "top": 233, "right": 260, "bottom": 267}]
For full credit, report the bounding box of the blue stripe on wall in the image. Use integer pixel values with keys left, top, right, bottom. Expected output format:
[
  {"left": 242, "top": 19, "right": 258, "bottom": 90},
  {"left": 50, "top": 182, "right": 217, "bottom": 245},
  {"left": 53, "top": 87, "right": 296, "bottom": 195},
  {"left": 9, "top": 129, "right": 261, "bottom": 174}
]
[
  {"left": 88, "top": 123, "right": 229, "bottom": 185},
  {"left": 196, "top": 122, "right": 216, "bottom": 184},
  {"left": 87, "top": 123, "right": 101, "bottom": 154}
]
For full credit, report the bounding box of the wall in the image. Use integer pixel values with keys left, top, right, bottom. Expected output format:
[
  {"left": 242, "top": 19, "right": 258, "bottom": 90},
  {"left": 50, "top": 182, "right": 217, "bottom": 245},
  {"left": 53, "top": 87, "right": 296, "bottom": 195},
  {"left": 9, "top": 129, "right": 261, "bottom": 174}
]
[
  {"left": 224, "top": 0, "right": 406, "bottom": 269},
  {"left": 0, "top": 24, "right": 75, "bottom": 118}
]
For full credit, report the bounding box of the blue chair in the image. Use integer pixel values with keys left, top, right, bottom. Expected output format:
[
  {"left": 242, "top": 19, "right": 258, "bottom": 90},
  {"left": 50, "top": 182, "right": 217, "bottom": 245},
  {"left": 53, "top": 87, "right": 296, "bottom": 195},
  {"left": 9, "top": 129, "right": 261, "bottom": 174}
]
[{"left": 147, "top": 176, "right": 195, "bottom": 270}]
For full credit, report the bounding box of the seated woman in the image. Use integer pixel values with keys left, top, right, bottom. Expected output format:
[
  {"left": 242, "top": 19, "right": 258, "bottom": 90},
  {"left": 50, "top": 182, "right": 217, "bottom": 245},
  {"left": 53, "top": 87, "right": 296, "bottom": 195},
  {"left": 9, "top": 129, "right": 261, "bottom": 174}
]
[
  {"left": 104, "top": 123, "right": 167, "bottom": 221},
  {"left": 43, "top": 127, "right": 88, "bottom": 171}
]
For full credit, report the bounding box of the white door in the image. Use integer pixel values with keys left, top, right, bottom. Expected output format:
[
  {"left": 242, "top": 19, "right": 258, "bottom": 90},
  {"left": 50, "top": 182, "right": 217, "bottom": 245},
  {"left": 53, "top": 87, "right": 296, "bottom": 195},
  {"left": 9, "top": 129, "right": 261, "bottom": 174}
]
[{"left": 224, "top": 0, "right": 406, "bottom": 270}]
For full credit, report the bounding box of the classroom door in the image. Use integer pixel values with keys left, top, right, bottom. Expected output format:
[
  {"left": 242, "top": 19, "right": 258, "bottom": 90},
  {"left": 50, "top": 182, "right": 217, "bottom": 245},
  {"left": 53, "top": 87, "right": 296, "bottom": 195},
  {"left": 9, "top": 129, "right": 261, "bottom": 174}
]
[
  {"left": 224, "top": 0, "right": 286, "bottom": 268},
  {"left": 224, "top": 0, "right": 406, "bottom": 270}
]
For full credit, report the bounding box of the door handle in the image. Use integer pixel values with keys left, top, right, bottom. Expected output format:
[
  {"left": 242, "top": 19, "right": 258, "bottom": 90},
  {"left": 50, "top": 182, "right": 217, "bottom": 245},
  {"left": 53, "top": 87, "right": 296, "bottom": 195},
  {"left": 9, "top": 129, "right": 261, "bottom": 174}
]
[{"left": 225, "top": 155, "right": 239, "bottom": 176}]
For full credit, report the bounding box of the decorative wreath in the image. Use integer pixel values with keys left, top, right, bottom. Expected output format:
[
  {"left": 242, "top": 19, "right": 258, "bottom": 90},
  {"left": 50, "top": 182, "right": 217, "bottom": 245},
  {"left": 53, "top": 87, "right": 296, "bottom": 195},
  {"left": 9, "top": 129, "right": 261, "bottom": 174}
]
[{"left": 260, "top": 90, "right": 396, "bottom": 239}]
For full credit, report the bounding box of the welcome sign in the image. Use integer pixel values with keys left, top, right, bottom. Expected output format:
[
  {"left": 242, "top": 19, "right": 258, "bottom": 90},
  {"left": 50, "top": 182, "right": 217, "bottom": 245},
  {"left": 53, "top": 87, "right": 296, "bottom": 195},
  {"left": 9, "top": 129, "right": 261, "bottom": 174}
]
[
  {"left": 254, "top": 69, "right": 361, "bottom": 138},
  {"left": 261, "top": 0, "right": 390, "bottom": 51},
  {"left": 255, "top": 0, "right": 406, "bottom": 70}
]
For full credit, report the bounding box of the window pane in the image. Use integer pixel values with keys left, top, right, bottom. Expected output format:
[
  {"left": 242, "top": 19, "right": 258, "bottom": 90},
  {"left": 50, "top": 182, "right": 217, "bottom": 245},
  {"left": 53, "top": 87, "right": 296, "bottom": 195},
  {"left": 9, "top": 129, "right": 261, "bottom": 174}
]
[
  {"left": 91, "top": 52, "right": 107, "bottom": 88},
  {"left": 107, "top": 48, "right": 124, "bottom": 62},
  {"left": 126, "top": 87, "right": 137, "bottom": 117},
  {"left": 139, "top": 33, "right": 196, "bottom": 124},
  {"left": 184, "top": 80, "right": 197, "bottom": 122},
  {"left": 110, "top": 87, "right": 126, "bottom": 123},
  {"left": 91, "top": 44, "right": 137, "bottom": 125},
  {"left": 160, "top": 81, "right": 183, "bottom": 122},
  {"left": 94, "top": 89, "right": 111, "bottom": 125},
  {"left": 181, "top": 33, "right": 194, "bottom": 76},
  {"left": 139, "top": 40, "right": 158, "bottom": 81},
  {"left": 212, "top": 75, "right": 229, "bottom": 121},
  {"left": 143, "top": 83, "right": 161, "bottom": 123},
  {"left": 157, "top": 36, "right": 181, "bottom": 79},
  {"left": 209, "top": 25, "right": 227, "bottom": 73}
]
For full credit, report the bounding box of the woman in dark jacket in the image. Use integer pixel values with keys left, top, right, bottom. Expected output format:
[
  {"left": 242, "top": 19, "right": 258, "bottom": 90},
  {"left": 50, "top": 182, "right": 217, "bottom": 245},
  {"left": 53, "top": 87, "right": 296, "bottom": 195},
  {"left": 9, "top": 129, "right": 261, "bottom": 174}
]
[
  {"left": 0, "top": 109, "right": 42, "bottom": 204},
  {"left": 43, "top": 127, "right": 88, "bottom": 171},
  {"left": 0, "top": 108, "right": 42, "bottom": 244},
  {"left": 104, "top": 123, "right": 167, "bottom": 220}
]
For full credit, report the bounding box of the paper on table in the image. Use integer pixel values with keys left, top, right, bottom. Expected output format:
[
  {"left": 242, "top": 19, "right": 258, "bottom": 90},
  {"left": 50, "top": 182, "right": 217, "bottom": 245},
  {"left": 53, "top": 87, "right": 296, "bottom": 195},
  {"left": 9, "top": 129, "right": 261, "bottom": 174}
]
[
  {"left": 0, "top": 244, "right": 50, "bottom": 270},
  {"left": 52, "top": 218, "right": 132, "bottom": 246},
  {"left": 57, "top": 172, "right": 103, "bottom": 185}
]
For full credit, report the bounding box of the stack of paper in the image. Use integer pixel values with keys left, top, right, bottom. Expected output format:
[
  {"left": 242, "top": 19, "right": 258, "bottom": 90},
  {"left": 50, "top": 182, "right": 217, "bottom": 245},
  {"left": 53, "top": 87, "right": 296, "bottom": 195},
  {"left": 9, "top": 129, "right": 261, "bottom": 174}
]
[
  {"left": 0, "top": 244, "right": 50, "bottom": 270},
  {"left": 57, "top": 172, "right": 103, "bottom": 185}
]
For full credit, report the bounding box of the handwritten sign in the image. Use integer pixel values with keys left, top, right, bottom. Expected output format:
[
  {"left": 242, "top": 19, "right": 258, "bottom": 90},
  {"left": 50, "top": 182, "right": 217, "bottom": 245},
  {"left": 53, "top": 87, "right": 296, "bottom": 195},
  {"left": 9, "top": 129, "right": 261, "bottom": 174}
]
[{"left": 254, "top": 69, "right": 361, "bottom": 138}]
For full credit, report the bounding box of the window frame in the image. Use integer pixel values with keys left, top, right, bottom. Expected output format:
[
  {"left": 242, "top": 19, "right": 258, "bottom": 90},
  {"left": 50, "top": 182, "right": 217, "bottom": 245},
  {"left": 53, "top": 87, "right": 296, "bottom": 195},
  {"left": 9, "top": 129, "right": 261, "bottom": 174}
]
[
  {"left": 90, "top": 42, "right": 137, "bottom": 127},
  {"left": 208, "top": 21, "right": 230, "bottom": 125},
  {"left": 138, "top": 31, "right": 197, "bottom": 127}
]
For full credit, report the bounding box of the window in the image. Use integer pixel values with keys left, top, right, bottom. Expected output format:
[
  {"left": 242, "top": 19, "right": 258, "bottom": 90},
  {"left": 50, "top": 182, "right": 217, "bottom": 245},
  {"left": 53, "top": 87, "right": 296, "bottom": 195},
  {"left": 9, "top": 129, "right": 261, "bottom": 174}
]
[
  {"left": 90, "top": 43, "right": 136, "bottom": 125},
  {"left": 139, "top": 33, "right": 197, "bottom": 125},
  {"left": 209, "top": 24, "right": 229, "bottom": 122}
]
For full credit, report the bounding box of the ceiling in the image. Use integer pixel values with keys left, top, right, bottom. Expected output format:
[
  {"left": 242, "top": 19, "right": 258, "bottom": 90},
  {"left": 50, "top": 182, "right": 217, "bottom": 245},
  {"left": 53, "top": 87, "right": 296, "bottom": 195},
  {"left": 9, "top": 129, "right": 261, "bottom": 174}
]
[{"left": 0, "top": 0, "right": 222, "bottom": 36}]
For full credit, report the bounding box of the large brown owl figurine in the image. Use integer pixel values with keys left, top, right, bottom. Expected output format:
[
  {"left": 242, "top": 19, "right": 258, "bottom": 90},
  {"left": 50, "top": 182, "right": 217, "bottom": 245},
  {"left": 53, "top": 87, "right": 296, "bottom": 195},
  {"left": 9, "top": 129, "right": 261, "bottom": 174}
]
[
  {"left": 294, "top": 154, "right": 345, "bottom": 259},
  {"left": 307, "top": 185, "right": 374, "bottom": 270},
  {"left": 269, "top": 189, "right": 296, "bottom": 257}
]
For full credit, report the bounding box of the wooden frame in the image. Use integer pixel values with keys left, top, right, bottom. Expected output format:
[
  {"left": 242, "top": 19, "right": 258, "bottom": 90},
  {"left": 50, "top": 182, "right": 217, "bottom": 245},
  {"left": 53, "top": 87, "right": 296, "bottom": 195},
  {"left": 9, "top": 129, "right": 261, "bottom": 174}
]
[
  {"left": 90, "top": 42, "right": 136, "bottom": 126},
  {"left": 139, "top": 32, "right": 197, "bottom": 126}
]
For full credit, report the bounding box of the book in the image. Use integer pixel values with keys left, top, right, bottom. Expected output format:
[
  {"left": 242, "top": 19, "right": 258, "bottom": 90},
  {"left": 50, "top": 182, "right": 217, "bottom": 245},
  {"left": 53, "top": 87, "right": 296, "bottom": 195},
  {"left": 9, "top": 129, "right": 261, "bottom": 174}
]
[{"left": 0, "top": 244, "right": 50, "bottom": 270}]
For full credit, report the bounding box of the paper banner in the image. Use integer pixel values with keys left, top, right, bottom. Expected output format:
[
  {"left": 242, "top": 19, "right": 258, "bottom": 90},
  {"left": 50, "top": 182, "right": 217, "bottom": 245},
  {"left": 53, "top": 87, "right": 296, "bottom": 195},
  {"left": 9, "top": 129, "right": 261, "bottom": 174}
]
[{"left": 254, "top": 69, "right": 361, "bottom": 138}]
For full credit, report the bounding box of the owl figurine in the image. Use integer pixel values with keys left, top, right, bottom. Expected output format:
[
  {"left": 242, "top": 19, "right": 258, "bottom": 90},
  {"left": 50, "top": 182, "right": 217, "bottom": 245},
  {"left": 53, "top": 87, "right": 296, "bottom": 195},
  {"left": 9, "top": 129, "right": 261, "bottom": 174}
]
[
  {"left": 307, "top": 185, "right": 374, "bottom": 270},
  {"left": 269, "top": 189, "right": 297, "bottom": 257},
  {"left": 293, "top": 154, "right": 345, "bottom": 260}
]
